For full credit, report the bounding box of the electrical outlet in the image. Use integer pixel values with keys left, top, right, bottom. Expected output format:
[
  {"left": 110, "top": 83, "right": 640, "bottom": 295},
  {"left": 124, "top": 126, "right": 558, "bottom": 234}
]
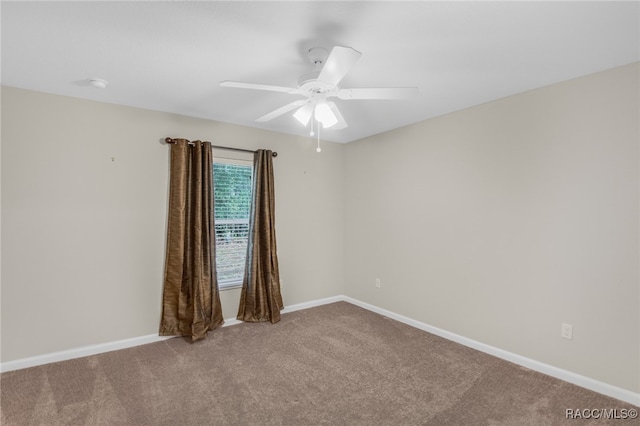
[
  {"left": 561, "top": 323, "right": 573, "bottom": 340},
  {"left": 375, "top": 278, "right": 381, "bottom": 289}
]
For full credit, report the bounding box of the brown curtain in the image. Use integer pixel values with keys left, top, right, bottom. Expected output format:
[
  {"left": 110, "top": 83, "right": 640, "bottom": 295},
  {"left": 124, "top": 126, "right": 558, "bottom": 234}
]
[
  {"left": 237, "top": 149, "right": 284, "bottom": 323},
  {"left": 159, "top": 139, "right": 223, "bottom": 340}
]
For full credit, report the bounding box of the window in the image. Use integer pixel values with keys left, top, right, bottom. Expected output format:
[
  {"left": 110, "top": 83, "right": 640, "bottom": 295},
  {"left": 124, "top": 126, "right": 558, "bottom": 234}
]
[{"left": 213, "top": 160, "right": 253, "bottom": 288}]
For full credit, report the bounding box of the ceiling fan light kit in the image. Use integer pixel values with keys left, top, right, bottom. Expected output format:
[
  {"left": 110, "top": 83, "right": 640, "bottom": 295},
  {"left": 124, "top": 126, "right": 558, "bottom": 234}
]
[{"left": 220, "top": 45, "right": 418, "bottom": 149}]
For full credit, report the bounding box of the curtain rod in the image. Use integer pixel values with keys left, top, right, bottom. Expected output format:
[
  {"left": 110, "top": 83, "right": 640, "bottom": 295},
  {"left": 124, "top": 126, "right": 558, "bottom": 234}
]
[{"left": 164, "top": 137, "right": 278, "bottom": 157}]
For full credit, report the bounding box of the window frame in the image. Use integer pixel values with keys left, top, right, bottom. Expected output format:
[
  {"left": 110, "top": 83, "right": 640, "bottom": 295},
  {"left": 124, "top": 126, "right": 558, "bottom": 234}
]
[{"left": 213, "top": 156, "right": 253, "bottom": 290}]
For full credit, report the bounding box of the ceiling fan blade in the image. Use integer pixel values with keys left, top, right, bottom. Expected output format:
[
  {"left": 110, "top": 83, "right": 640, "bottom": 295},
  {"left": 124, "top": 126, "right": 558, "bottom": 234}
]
[
  {"left": 327, "top": 101, "right": 347, "bottom": 130},
  {"left": 256, "top": 100, "right": 308, "bottom": 122},
  {"left": 317, "top": 46, "right": 362, "bottom": 86},
  {"left": 337, "top": 87, "right": 419, "bottom": 100},
  {"left": 220, "top": 80, "right": 297, "bottom": 94}
]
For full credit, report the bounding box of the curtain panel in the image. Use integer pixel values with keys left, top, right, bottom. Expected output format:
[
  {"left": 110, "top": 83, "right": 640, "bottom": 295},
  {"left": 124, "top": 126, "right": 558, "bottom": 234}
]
[
  {"left": 237, "top": 149, "right": 284, "bottom": 323},
  {"left": 159, "top": 139, "right": 223, "bottom": 340}
]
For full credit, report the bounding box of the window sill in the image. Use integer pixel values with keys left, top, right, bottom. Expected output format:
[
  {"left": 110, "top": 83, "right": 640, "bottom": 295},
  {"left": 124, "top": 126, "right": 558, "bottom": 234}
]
[{"left": 219, "top": 282, "right": 243, "bottom": 291}]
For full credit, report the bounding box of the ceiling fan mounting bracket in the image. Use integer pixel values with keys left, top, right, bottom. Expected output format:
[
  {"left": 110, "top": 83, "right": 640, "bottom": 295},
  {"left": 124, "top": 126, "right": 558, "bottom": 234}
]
[{"left": 307, "top": 47, "right": 329, "bottom": 66}]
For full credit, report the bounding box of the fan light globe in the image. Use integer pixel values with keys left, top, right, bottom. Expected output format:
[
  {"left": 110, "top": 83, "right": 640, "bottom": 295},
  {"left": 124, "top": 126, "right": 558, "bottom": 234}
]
[
  {"left": 293, "top": 103, "right": 314, "bottom": 126},
  {"left": 314, "top": 102, "right": 337, "bottom": 128}
]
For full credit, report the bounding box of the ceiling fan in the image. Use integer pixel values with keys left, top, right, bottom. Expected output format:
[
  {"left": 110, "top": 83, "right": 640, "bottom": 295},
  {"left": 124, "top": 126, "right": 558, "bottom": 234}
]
[{"left": 220, "top": 46, "right": 418, "bottom": 131}]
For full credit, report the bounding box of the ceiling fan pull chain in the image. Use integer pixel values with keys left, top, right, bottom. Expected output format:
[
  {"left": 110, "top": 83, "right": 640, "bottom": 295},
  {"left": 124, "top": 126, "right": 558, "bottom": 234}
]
[{"left": 316, "top": 121, "right": 322, "bottom": 153}]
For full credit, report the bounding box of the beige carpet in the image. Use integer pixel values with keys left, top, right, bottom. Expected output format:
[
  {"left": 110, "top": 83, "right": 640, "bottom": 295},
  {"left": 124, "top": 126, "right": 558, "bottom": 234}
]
[{"left": 1, "top": 302, "right": 636, "bottom": 425}]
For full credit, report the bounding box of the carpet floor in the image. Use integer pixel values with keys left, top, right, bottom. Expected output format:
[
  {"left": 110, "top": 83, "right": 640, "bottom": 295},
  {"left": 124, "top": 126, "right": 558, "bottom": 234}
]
[{"left": 1, "top": 301, "right": 637, "bottom": 425}]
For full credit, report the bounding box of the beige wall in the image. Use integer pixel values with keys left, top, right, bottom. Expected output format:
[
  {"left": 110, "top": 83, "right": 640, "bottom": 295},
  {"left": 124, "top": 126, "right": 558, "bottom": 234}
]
[
  {"left": 344, "top": 62, "right": 640, "bottom": 393},
  {"left": 1, "top": 87, "right": 345, "bottom": 362}
]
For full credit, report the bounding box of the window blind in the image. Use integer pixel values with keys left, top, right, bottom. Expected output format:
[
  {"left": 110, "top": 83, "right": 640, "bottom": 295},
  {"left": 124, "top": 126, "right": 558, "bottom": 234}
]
[{"left": 213, "top": 162, "right": 252, "bottom": 286}]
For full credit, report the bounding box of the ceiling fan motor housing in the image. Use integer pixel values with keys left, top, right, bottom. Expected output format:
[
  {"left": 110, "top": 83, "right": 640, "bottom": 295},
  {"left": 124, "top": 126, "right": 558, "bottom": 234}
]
[{"left": 298, "top": 72, "right": 337, "bottom": 97}]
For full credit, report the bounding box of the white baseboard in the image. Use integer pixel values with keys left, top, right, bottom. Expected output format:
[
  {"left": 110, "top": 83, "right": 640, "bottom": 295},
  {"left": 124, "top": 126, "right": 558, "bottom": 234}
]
[
  {"left": 0, "top": 334, "right": 174, "bottom": 373},
  {"left": 2, "top": 294, "right": 638, "bottom": 407},
  {"left": 222, "top": 295, "right": 344, "bottom": 327},
  {"left": 340, "top": 295, "right": 640, "bottom": 407},
  {"left": 0, "top": 296, "right": 343, "bottom": 373},
  {"left": 282, "top": 295, "right": 345, "bottom": 314}
]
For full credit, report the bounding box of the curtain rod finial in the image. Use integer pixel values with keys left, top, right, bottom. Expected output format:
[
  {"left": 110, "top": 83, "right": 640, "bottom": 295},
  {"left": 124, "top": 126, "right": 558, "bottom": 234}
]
[{"left": 165, "top": 137, "right": 174, "bottom": 144}]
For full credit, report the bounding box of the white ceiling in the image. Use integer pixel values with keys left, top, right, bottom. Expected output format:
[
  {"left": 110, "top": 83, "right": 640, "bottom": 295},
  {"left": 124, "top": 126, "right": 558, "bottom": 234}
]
[{"left": 2, "top": 1, "right": 639, "bottom": 143}]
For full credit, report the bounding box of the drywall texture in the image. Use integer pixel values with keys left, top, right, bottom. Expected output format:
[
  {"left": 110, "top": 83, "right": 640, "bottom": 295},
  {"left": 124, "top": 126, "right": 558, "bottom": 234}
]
[
  {"left": 344, "top": 62, "right": 639, "bottom": 393},
  {"left": 1, "top": 87, "right": 345, "bottom": 362}
]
